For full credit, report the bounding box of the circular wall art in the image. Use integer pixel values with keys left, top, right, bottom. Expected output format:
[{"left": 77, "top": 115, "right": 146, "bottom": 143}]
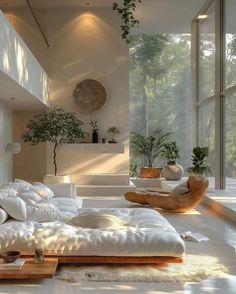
[{"left": 73, "top": 79, "right": 107, "bottom": 113}]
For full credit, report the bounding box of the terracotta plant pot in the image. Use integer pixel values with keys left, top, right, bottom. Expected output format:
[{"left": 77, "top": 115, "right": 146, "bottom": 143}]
[{"left": 139, "top": 167, "right": 163, "bottom": 178}]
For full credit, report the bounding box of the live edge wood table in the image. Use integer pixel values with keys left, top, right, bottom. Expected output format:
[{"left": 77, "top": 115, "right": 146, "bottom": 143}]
[{"left": 0, "top": 258, "right": 58, "bottom": 279}]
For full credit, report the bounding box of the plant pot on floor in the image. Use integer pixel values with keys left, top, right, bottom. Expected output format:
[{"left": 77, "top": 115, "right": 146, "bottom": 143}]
[
  {"left": 163, "top": 162, "right": 184, "bottom": 180},
  {"left": 139, "top": 167, "right": 163, "bottom": 178},
  {"left": 43, "top": 175, "right": 71, "bottom": 184}
]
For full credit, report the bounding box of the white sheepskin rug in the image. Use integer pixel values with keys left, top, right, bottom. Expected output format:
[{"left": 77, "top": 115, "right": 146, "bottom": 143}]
[{"left": 57, "top": 230, "right": 236, "bottom": 283}]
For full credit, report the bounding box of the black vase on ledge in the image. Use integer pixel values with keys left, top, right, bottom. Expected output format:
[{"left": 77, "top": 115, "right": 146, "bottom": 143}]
[{"left": 92, "top": 130, "right": 99, "bottom": 143}]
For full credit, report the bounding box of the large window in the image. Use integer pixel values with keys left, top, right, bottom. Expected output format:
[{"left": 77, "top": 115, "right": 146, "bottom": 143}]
[
  {"left": 129, "top": 34, "right": 192, "bottom": 174},
  {"left": 194, "top": 0, "right": 236, "bottom": 189}
]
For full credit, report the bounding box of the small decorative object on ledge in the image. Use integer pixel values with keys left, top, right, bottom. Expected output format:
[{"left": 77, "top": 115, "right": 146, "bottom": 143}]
[
  {"left": 162, "top": 141, "right": 184, "bottom": 180},
  {"left": 107, "top": 127, "right": 120, "bottom": 143},
  {"left": 113, "top": 0, "right": 142, "bottom": 43},
  {"left": 89, "top": 120, "right": 99, "bottom": 143},
  {"left": 73, "top": 79, "right": 107, "bottom": 113}
]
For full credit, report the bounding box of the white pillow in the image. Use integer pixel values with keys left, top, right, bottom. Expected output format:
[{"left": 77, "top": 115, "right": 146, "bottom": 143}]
[
  {"left": 0, "top": 186, "right": 18, "bottom": 197},
  {"left": 1, "top": 182, "right": 29, "bottom": 193},
  {"left": 170, "top": 181, "right": 189, "bottom": 196},
  {"left": 0, "top": 197, "right": 27, "bottom": 221},
  {"left": 68, "top": 213, "right": 126, "bottom": 229},
  {"left": 17, "top": 191, "right": 42, "bottom": 203},
  {"left": 0, "top": 208, "right": 8, "bottom": 224},
  {"left": 14, "top": 179, "right": 32, "bottom": 188},
  {"left": 27, "top": 202, "right": 61, "bottom": 222},
  {"left": 30, "top": 185, "right": 54, "bottom": 200}
]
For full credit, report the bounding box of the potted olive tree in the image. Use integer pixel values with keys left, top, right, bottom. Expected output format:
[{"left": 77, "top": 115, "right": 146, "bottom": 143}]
[
  {"left": 22, "top": 107, "right": 86, "bottom": 184},
  {"left": 162, "top": 141, "right": 184, "bottom": 180},
  {"left": 131, "top": 128, "right": 171, "bottom": 178}
]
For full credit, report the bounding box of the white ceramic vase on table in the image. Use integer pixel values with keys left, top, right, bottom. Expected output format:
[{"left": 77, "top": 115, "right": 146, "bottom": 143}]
[{"left": 163, "top": 162, "right": 184, "bottom": 180}]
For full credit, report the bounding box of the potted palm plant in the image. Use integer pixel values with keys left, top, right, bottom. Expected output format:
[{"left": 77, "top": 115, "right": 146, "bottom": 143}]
[
  {"left": 187, "top": 146, "right": 211, "bottom": 176},
  {"left": 131, "top": 128, "right": 171, "bottom": 178},
  {"left": 22, "top": 107, "right": 86, "bottom": 183},
  {"left": 162, "top": 141, "right": 184, "bottom": 180}
]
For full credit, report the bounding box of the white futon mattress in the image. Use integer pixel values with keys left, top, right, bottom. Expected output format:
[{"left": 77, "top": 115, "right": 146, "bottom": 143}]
[{"left": 0, "top": 208, "right": 185, "bottom": 257}]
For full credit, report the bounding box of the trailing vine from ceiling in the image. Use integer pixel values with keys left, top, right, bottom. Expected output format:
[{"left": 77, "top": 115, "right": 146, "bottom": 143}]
[{"left": 113, "top": 0, "right": 142, "bottom": 43}]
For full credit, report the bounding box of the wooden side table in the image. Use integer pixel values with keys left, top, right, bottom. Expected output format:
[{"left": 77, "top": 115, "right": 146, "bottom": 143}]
[{"left": 0, "top": 258, "right": 58, "bottom": 279}]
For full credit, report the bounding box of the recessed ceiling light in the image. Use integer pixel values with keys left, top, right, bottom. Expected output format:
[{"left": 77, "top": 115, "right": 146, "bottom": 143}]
[{"left": 197, "top": 14, "right": 208, "bottom": 19}]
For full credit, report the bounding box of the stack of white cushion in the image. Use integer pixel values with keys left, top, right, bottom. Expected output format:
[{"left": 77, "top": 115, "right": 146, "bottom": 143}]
[
  {"left": 0, "top": 179, "right": 56, "bottom": 223},
  {"left": 0, "top": 179, "right": 82, "bottom": 224}
]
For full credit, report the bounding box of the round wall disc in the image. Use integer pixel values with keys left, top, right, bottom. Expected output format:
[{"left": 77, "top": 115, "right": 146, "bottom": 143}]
[{"left": 73, "top": 79, "right": 107, "bottom": 113}]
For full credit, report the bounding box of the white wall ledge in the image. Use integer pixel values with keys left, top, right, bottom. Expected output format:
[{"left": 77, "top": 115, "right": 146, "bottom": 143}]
[{"left": 61, "top": 143, "right": 125, "bottom": 154}]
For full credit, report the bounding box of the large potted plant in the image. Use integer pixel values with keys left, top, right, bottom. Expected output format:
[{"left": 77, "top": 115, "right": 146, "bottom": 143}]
[
  {"left": 22, "top": 107, "right": 86, "bottom": 184},
  {"left": 187, "top": 146, "right": 211, "bottom": 176},
  {"left": 162, "top": 141, "right": 184, "bottom": 180},
  {"left": 131, "top": 128, "right": 171, "bottom": 178}
]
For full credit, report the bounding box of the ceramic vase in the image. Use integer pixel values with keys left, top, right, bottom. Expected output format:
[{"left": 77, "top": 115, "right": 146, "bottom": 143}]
[
  {"left": 92, "top": 130, "right": 98, "bottom": 143},
  {"left": 163, "top": 162, "right": 184, "bottom": 180}
]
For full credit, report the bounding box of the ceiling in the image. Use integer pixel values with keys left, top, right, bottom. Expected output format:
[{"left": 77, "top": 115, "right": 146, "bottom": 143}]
[{"left": 0, "top": 0, "right": 205, "bottom": 33}]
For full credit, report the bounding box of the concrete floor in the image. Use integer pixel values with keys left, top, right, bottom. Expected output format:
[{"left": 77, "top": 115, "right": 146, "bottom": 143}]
[{"left": 1, "top": 197, "right": 236, "bottom": 294}]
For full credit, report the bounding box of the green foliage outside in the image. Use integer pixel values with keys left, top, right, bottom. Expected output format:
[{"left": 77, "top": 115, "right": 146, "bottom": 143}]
[
  {"left": 129, "top": 33, "right": 193, "bottom": 173},
  {"left": 22, "top": 107, "right": 86, "bottom": 176}
]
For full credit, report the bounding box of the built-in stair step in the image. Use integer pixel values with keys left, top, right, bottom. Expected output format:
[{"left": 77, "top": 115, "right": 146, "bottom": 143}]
[
  {"left": 75, "top": 174, "right": 129, "bottom": 186},
  {"left": 76, "top": 184, "right": 136, "bottom": 196},
  {"left": 204, "top": 190, "right": 236, "bottom": 224}
]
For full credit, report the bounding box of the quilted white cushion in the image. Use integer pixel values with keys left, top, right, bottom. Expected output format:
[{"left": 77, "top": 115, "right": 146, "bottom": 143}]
[
  {"left": 69, "top": 213, "right": 127, "bottom": 229},
  {"left": 30, "top": 183, "right": 54, "bottom": 200},
  {"left": 0, "top": 197, "right": 27, "bottom": 221},
  {"left": 0, "top": 208, "right": 8, "bottom": 224},
  {"left": 2, "top": 182, "right": 29, "bottom": 193},
  {"left": 17, "top": 191, "right": 42, "bottom": 204},
  {"left": 14, "top": 179, "right": 32, "bottom": 189},
  {"left": 0, "top": 186, "right": 18, "bottom": 197}
]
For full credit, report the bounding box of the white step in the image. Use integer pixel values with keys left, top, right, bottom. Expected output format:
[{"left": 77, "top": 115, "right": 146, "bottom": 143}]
[
  {"left": 75, "top": 174, "right": 130, "bottom": 186},
  {"left": 76, "top": 184, "right": 136, "bottom": 196}
]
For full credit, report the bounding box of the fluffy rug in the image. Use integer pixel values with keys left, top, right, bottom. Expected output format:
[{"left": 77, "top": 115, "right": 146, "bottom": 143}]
[{"left": 57, "top": 230, "right": 236, "bottom": 283}]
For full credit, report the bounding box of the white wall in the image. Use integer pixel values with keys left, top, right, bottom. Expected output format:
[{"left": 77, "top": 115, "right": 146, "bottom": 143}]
[
  {"left": 0, "top": 9, "right": 50, "bottom": 106},
  {"left": 0, "top": 101, "right": 12, "bottom": 184},
  {"left": 47, "top": 8, "right": 129, "bottom": 179},
  {"left": 9, "top": 7, "right": 129, "bottom": 181}
]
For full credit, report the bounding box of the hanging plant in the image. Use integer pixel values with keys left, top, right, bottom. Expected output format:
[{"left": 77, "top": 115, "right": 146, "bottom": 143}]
[{"left": 113, "top": 0, "right": 142, "bottom": 43}]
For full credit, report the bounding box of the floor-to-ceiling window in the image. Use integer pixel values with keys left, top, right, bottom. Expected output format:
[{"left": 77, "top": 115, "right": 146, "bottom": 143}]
[
  {"left": 129, "top": 34, "right": 192, "bottom": 175},
  {"left": 194, "top": 0, "right": 236, "bottom": 189}
]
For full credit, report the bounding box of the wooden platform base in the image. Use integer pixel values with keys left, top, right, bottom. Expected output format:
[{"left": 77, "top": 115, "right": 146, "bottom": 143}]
[
  {"left": 0, "top": 258, "right": 58, "bottom": 279},
  {"left": 21, "top": 255, "right": 183, "bottom": 265}
]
